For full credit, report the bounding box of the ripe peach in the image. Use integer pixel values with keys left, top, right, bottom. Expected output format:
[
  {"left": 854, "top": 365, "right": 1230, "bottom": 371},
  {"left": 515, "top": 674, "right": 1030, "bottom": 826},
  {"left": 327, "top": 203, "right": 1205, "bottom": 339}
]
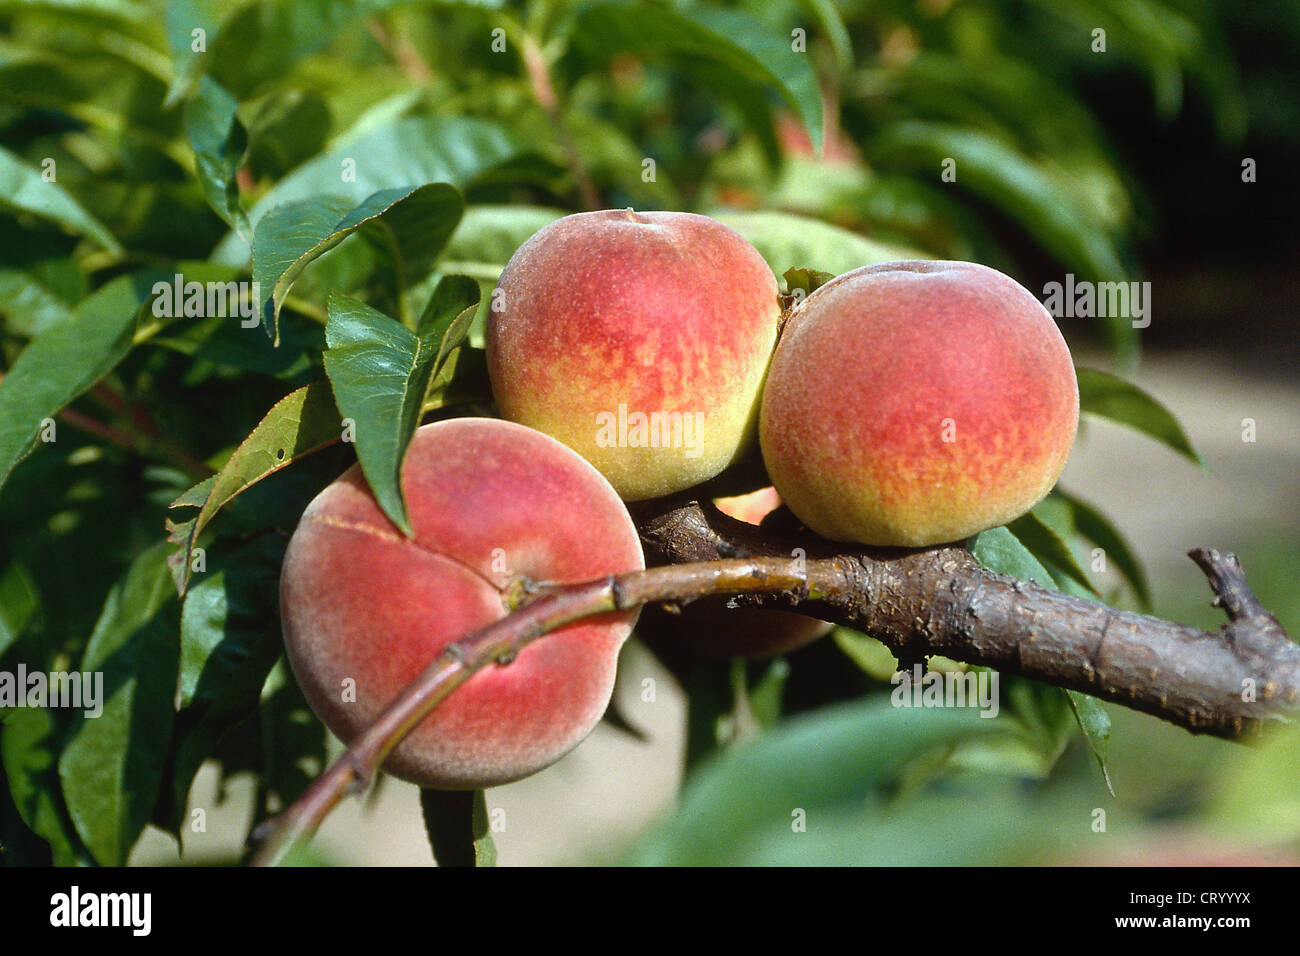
[
  {"left": 278, "top": 417, "right": 645, "bottom": 790},
  {"left": 486, "top": 209, "right": 782, "bottom": 501},
  {"left": 639, "top": 488, "right": 831, "bottom": 660},
  {"left": 760, "top": 261, "right": 1078, "bottom": 546}
]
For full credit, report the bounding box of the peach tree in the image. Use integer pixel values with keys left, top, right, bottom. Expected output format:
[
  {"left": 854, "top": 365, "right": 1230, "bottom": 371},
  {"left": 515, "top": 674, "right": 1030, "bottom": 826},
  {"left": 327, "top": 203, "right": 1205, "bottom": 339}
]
[{"left": 0, "top": 0, "right": 1295, "bottom": 867}]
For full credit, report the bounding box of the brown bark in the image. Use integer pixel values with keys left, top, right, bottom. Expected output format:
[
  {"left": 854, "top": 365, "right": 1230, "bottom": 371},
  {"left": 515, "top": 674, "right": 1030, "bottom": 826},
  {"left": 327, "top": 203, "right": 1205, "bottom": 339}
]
[{"left": 633, "top": 497, "right": 1299, "bottom": 738}]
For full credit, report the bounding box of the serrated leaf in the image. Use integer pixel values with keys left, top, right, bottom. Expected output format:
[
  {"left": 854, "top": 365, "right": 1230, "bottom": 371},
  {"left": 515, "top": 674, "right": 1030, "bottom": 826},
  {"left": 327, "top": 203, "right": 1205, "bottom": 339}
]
[
  {"left": 966, "top": 526, "right": 1055, "bottom": 589},
  {"left": 324, "top": 290, "right": 464, "bottom": 533},
  {"left": 572, "top": 1, "right": 823, "bottom": 150},
  {"left": 250, "top": 194, "right": 354, "bottom": 339},
  {"left": 420, "top": 788, "right": 497, "bottom": 867},
  {"left": 58, "top": 542, "right": 180, "bottom": 866},
  {"left": 1056, "top": 489, "right": 1151, "bottom": 609},
  {"left": 0, "top": 145, "right": 122, "bottom": 256},
  {"left": 1065, "top": 689, "right": 1115, "bottom": 796},
  {"left": 1008, "top": 509, "right": 1099, "bottom": 597},
  {"left": 1077, "top": 367, "right": 1203, "bottom": 466},
  {"left": 184, "top": 76, "right": 250, "bottom": 239},
  {"left": 418, "top": 274, "right": 481, "bottom": 395},
  {"left": 251, "top": 183, "right": 463, "bottom": 341},
  {"left": 167, "top": 380, "right": 341, "bottom": 595}
]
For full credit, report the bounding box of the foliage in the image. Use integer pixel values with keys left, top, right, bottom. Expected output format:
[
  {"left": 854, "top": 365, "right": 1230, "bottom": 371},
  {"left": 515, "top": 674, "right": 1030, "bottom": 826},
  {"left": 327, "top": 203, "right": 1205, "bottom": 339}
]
[{"left": 0, "top": 0, "right": 1286, "bottom": 866}]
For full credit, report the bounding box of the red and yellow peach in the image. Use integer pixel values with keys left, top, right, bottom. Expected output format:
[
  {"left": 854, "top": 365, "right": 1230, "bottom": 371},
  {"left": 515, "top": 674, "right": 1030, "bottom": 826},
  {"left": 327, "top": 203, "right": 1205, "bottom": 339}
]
[{"left": 279, "top": 417, "right": 645, "bottom": 790}]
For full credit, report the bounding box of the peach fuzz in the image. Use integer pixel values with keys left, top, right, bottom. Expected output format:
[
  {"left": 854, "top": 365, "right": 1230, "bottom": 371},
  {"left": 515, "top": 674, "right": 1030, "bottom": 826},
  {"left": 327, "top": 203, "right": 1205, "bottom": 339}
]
[
  {"left": 279, "top": 417, "right": 645, "bottom": 790},
  {"left": 486, "top": 209, "right": 781, "bottom": 501},
  {"left": 760, "top": 260, "right": 1078, "bottom": 547}
]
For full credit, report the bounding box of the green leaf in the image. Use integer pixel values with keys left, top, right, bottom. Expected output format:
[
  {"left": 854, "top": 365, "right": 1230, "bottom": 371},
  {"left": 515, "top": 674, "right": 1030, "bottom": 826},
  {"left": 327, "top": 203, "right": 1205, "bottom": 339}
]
[
  {"left": 250, "top": 194, "right": 354, "bottom": 339},
  {"left": 324, "top": 290, "right": 467, "bottom": 533},
  {"left": 798, "top": 0, "right": 852, "bottom": 76},
  {"left": 0, "top": 265, "right": 239, "bottom": 496},
  {"left": 782, "top": 266, "right": 835, "bottom": 297},
  {"left": 420, "top": 788, "right": 497, "bottom": 867},
  {"left": 1065, "top": 689, "right": 1114, "bottom": 796},
  {"left": 166, "top": 380, "right": 341, "bottom": 595},
  {"left": 627, "top": 697, "right": 992, "bottom": 865},
  {"left": 244, "top": 88, "right": 332, "bottom": 180},
  {"left": 746, "top": 658, "right": 790, "bottom": 729},
  {"left": 148, "top": 313, "right": 313, "bottom": 380},
  {"left": 966, "top": 526, "right": 1055, "bottom": 589},
  {"left": 870, "top": 122, "right": 1126, "bottom": 280},
  {"left": 710, "top": 210, "right": 920, "bottom": 278},
  {"left": 0, "top": 267, "right": 77, "bottom": 337},
  {"left": 0, "top": 707, "right": 94, "bottom": 866},
  {"left": 184, "top": 76, "right": 250, "bottom": 239},
  {"left": 1056, "top": 489, "right": 1151, "bottom": 609},
  {"left": 0, "top": 274, "right": 148, "bottom": 496},
  {"left": 1, "top": 0, "right": 146, "bottom": 21},
  {"left": 168, "top": 537, "right": 285, "bottom": 837},
  {"left": 163, "top": 0, "right": 225, "bottom": 106},
  {"left": 572, "top": 1, "right": 824, "bottom": 150},
  {"left": 832, "top": 627, "right": 899, "bottom": 681},
  {"left": 1007, "top": 509, "right": 1099, "bottom": 597},
  {"left": 0, "top": 145, "right": 122, "bottom": 255},
  {"left": 0, "top": 562, "right": 38, "bottom": 657},
  {"left": 218, "top": 115, "right": 521, "bottom": 262},
  {"left": 58, "top": 542, "right": 180, "bottom": 866},
  {"left": 418, "top": 274, "right": 482, "bottom": 392},
  {"left": 438, "top": 205, "right": 566, "bottom": 281},
  {"left": 1076, "top": 367, "right": 1203, "bottom": 466},
  {"left": 251, "top": 183, "right": 464, "bottom": 341}
]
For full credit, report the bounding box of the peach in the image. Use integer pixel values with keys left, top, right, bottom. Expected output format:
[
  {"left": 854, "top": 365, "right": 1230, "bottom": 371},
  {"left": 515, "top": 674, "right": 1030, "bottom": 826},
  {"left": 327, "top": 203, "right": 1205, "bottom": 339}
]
[
  {"left": 760, "top": 261, "right": 1078, "bottom": 546},
  {"left": 278, "top": 417, "right": 645, "bottom": 790},
  {"left": 639, "top": 488, "right": 831, "bottom": 660},
  {"left": 486, "top": 209, "right": 781, "bottom": 501}
]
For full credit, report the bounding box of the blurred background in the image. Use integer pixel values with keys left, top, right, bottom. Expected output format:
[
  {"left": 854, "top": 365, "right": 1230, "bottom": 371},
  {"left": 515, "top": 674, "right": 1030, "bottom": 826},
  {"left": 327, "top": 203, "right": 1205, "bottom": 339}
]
[{"left": 1, "top": 0, "right": 1296, "bottom": 865}]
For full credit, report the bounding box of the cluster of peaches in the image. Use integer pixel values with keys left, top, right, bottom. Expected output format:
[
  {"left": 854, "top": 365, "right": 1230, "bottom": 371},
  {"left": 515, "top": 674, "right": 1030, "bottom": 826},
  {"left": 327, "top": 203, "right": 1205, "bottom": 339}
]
[{"left": 279, "top": 209, "right": 1079, "bottom": 790}]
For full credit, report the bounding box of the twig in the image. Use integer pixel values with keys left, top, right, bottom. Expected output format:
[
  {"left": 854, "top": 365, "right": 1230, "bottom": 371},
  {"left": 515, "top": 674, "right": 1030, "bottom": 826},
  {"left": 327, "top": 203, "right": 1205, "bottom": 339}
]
[{"left": 517, "top": 31, "right": 602, "bottom": 210}]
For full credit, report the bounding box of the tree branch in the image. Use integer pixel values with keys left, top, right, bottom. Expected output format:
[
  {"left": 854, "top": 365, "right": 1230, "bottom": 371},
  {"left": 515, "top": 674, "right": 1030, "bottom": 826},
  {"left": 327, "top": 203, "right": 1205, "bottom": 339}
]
[
  {"left": 634, "top": 498, "right": 1299, "bottom": 736},
  {"left": 250, "top": 497, "right": 1296, "bottom": 865}
]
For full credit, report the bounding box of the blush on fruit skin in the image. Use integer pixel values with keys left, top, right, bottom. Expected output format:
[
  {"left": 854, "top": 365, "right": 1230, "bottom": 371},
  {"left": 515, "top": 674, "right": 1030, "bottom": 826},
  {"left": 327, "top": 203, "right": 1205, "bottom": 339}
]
[
  {"left": 278, "top": 417, "right": 645, "bottom": 790},
  {"left": 760, "top": 260, "right": 1079, "bottom": 547},
  {"left": 486, "top": 209, "right": 782, "bottom": 501}
]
